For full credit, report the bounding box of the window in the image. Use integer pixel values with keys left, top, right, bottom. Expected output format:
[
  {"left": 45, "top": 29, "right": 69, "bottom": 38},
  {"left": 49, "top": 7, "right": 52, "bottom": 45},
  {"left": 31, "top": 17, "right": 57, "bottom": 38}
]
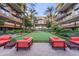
[
  {"left": 0, "top": 8, "right": 10, "bottom": 16},
  {"left": 3, "top": 12, "right": 10, "bottom": 16},
  {"left": 74, "top": 7, "right": 79, "bottom": 11}
]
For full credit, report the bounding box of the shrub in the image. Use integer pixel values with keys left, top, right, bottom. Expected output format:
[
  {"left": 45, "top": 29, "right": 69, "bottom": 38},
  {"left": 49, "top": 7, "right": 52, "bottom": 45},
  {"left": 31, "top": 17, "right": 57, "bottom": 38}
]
[
  {"left": 6, "top": 30, "right": 15, "bottom": 34},
  {"left": 0, "top": 31, "right": 3, "bottom": 35},
  {"left": 47, "top": 28, "right": 52, "bottom": 32},
  {"left": 5, "top": 29, "right": 23, "bottom": 34},
  {"left": 25, "top": 30, "right": 32, "bottom": 33},
  {"left": 11, "top": 38, "right": 16, "bottom": 42},
  {"left": 60, "top": 29, "right": 73, "bottom": 33},
  {"left": 12, "top": 30, "right": 23, "bottom": 34}
]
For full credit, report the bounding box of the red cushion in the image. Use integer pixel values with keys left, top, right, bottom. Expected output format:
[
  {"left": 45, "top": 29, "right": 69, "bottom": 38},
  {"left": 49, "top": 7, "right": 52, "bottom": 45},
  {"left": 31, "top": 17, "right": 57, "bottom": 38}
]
[
  {"left": 51, "top": 37, "right": 59, "bottom": 41},
  {"left": 24, "top": 36, "right": 29, "bottom": 40},
  {"left": 0, "top": 37, "right": 4, "bottom": 40},
  {"left": 2, "top": 37, "right": 10, "bottom": 40},
  {"left": 49, "top": 37, "right": 59, "bottom": 43},
  {"left": 0, "top": 40, "right": 10, "bottom": 44},
  {"left": 49, "top": 37, "right": 66, "bottom": 48},
  {"left": 53, "top": 41, "right": 66, "bottom": 47},
  {"left": 70, "top": 37, "right": 79, "bottom": 41},
  {"left": 70, "top": 40, "right": 79, "bottom": 44},
  {"left": 16, "top": 40, "right": 29, "bottom": 48},
  {"left": 17, "top": 40, "right": 27, "bottom": 42},
  {"left": 53, "top": 37, "right": 59, "bottom": 39},
  {"left": 0, "top": 35, "right": 11, "bottom": 40}
]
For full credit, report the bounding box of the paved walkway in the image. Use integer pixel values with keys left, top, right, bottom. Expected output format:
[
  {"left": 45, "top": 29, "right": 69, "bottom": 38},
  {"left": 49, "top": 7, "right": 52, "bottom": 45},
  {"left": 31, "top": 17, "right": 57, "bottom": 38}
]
[{"left": 0, "top": 43, "right": 79, "bottom": 56}]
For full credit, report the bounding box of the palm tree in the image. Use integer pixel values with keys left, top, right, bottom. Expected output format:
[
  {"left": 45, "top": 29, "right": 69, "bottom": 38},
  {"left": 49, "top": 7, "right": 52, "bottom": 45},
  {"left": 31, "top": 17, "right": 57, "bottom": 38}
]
[
  {"left": 28, "top": 3, "right": 37, "bottom": 29},
  {"left": 45, "top": 6, "right": 54, "bottom": 22},
  {"left": 44, "top": 6, "right": 54, "bottom": 30},
  {"left": 45, "top": 6, "right": 59, "bottom": 32}
]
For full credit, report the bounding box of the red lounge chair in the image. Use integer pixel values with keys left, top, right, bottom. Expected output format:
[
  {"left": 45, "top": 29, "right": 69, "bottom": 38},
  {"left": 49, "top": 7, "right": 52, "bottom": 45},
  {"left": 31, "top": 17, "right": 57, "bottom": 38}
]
[
  {"left": 49, "top": 37, "right": 66, "bottom": 50},
  {"left": 0, "top": 35, "right": 11, "bottom": 46},
  {"left": 70, "top": 37, "right": 79, "bottom": 45},
  {"left": 16, "top": 36, "right": 32, "bottom": 51},
  {"left": 24, "top": 36, "right": 33, "bottom": 46}
]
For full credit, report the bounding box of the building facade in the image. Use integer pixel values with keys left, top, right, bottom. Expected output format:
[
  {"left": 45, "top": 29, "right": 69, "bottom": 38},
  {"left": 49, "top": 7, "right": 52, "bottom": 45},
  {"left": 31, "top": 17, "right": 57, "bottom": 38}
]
[
  {"left": 0, "top": 4, "right": 25, "bottom": 31},
  {"left": 55, "top": 3, "right": 79, "bottom": 29},
  {"left": 34, "top": 16, "right": 47, "bottom": 31}
]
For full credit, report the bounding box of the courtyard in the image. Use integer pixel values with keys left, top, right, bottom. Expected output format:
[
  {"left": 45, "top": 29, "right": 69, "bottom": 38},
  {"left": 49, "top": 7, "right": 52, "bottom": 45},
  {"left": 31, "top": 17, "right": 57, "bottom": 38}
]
[
  {"left": 0, "top": 31, "right": 79, "bottom": 56},
  {"left": 0, "top": 3, "right": 79, "bottom": 56},
  {"left": 14, "top": 31, "right": 53, "bottom": 42}
]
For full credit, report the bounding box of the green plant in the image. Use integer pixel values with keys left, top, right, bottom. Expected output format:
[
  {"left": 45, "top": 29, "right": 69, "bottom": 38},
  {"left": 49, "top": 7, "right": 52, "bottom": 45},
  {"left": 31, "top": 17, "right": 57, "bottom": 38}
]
[
  {"left": 25, "top": 30, "right": 32, "bottom": 33},
  {"left": 0, "top": 20, "right": 4, "bottom": 25},
  {"left": 46, "top": 20, "right": 51, "bottom": 28},
  {"left": 6, "top": 30, "right": 15, "bottom": 34},
  {"left": 13, "top": 29, "right": 23, "bottom": 33},
  {"left": 25, "top": 21, "right": 32, "bottom": 27},
  {"left": 11, "top": 38, "right": 16, "bottom": 42},
  {"left": 0, "top": 31, "right": 3, "bottom": 35}
]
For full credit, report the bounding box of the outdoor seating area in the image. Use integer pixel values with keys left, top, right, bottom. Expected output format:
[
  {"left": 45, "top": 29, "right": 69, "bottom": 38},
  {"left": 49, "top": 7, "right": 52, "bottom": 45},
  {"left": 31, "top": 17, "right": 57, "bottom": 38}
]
[
  {"left": 1, "top": 33, "right": 79, "bottom": 51},
  {"left": 0, "top": 32, "right": 79, "bottom": 55},
  {"left": 49, "top": 37, "right": 67, "bottom": 50},
  {"left": 49, "top": 36, "right": 79, "bottom": 50},
  {"left": 0, "top": 35, "right": 11, "bottom": 47},
  {"left": 0, "top": 35, "right": 33, "bottom": 51},
  {"left": 0, "top": 3, "right": 79, "bottom": 56},
  {"left": 69, "top": 37, "right": 79, "bottom": 45},
  {"left": 16, "top": 36, "right": 32, "bottom": 51}
]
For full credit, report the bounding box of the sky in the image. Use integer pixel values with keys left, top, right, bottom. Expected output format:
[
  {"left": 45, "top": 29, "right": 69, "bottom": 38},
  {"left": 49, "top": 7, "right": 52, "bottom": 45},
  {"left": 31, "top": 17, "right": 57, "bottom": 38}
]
[{"left": 35, "top": 3, "right": 56, "bottom": 16}]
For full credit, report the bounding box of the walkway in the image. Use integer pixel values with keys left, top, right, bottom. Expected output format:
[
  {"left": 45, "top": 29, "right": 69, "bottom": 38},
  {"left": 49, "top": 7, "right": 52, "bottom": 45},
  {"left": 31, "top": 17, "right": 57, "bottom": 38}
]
[{"left": 0, "top": 43, "right": 79, "bottom": 56}]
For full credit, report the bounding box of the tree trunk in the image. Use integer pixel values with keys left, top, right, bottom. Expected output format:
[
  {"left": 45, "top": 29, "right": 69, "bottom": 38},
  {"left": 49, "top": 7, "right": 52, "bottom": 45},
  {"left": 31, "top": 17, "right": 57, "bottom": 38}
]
[{"left": 22, "top": 19, "right": 26, "bottom": 32}]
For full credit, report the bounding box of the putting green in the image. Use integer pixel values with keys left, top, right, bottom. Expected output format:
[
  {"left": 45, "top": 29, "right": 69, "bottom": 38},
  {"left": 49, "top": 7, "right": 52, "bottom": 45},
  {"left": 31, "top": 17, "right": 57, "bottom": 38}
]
[
  {"left": 27, "top": 31, "right": 53, "bottom": 42},
  {"left": 14, "top": 31, "right": 53, "bottom": 42},
  {"left": 14, "top": 33, "right": 28, "bottom": 40}
]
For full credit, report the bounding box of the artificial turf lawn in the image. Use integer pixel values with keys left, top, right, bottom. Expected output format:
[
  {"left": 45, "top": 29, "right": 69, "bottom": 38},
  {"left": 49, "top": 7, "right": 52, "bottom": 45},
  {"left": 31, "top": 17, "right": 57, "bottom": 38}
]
[
  {"left": 14, "top": 31, "right": 53, "bottom": 42},
  {"left": 12, "top": 33, "right": 28, "bottom": 42},
  {"left": 27, "top": 31, "right": 53, "bottom": 42}
]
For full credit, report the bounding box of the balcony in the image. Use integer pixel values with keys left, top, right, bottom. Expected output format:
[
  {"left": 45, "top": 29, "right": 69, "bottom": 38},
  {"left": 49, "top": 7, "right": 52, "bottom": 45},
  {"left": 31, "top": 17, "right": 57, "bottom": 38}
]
[
  {"left": 0, "top": 11, "right": 22, "bottom": 24},
  {"left": 0, "top": 22, "right": 14, "bottom": 28},
  {"left": 58, "top": 3, "right": 73, "bottom": 12},
  {"left": 75, "top": 21, "right": 79, "bottom": 27},
  {"left": 8, "top": 15, "right": 22, "bottom": 23},
  {"left": 58, "top": 10, "right": 79, "bottom": 24},
  {"left": 62, "top": 22, "right": 79, "bottom": 28},
  {"left": 61, "top": 22, "right": 76, "bottom": 28},
  {"left": 3, "top": 22, "right": 21, "bottom": 28},
  {"left": 56, "top": 13, "right": 66, "bottom": 21},
  {"left": 8, "top": 4, "right": 25, "bottom": 13}
]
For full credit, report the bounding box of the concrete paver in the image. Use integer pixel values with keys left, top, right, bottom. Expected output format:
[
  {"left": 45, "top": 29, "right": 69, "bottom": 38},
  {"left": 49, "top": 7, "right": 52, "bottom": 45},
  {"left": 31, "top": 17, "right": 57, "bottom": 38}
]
[{"left": 0, "top": 43, "right": 79, "bottom": 56}]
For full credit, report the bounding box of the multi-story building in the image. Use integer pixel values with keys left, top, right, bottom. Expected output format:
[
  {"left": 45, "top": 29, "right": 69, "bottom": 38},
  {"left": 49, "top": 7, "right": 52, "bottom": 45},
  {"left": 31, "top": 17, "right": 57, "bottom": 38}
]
[
  {"left": 34, "top": 16, "right": 47, "bottom": 31},
  {"left": 55, "top": 3, "right": 79, "bottom": 29},
  {"left": 0, "top": 4, "right": 25, "bottom": 31}
]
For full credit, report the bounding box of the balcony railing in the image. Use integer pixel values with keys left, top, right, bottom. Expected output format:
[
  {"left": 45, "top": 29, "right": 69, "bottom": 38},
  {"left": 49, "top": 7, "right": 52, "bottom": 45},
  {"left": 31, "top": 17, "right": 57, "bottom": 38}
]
[
  {"left": 58, "top": 3, "right": 73, "bottom": 12},
  {"left": 58, "top": 10, "right": 79, "bottom": 24},
  {"left": 56, "top": 13, "right": 66, "bottom": 20},
  {"left": 8, "top": 4, "right": 24, "bottom": 13},
  {"left": 0, "top": 11, "right": 22, "bottom": 24},
  {"left": 61, "top": 23, "right": 75, "bottom": 28}
]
